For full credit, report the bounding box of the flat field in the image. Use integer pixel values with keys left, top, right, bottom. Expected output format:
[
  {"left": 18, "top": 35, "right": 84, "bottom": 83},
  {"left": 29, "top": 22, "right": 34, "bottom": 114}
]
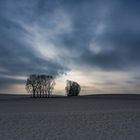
[{"left": 0, "top": 94, "right": 140, "bottom": 140}]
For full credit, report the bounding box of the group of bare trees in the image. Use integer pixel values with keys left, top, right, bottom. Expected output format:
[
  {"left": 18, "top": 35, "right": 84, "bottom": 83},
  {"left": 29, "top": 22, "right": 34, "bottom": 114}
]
[
  {"left": 26, "top": 74, "right": 81, "bottom": 98},
  {"left": 65, "top": 80, "right": 81, "bottom": 96},
  {"left": 26, "top": 74, "right": 55, "bottom": 97}
]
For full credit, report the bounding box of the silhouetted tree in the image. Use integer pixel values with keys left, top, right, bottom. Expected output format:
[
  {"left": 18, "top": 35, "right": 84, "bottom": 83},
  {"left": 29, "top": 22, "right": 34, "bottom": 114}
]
[
  {"left": 26, "top": 74, "right": 38, "bottom": 97},
  {"left": 26, "top": 74, "right": 55, "bottom": 98},
  {"left": 65, "top": 80, "right": 81, "bottom": 96}
]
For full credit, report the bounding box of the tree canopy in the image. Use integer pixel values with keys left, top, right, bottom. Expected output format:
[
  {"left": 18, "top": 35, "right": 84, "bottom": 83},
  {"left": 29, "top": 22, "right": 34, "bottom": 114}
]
[{"left": 65, "top": 80, "right": 81, "bottom": 96}]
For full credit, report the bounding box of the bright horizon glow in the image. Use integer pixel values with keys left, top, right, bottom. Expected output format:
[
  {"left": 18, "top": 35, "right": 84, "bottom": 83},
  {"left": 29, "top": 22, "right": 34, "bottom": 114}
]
[{"left": 1, "top": 70, "right": 139, "bottom": 95}]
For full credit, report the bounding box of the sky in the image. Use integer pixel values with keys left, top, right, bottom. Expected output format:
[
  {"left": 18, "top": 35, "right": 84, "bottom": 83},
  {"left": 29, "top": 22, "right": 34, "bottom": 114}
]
[{"left": 0, "top": 0, "right": 140, "bottom": 95}]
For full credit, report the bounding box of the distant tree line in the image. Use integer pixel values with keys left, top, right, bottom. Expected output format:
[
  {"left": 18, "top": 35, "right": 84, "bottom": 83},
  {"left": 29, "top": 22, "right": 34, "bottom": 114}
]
[
  {"left": 26, "top": 74, "right": 81, "bottom": 98},
  {"left": 26, "top": 74, "right": 55, "bottom": 97}
]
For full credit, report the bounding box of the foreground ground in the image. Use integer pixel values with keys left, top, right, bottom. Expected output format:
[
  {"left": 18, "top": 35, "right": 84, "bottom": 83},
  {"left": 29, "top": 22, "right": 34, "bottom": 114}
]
[{"left": 0, "top": 94, "right": 140, "bottom": 140}]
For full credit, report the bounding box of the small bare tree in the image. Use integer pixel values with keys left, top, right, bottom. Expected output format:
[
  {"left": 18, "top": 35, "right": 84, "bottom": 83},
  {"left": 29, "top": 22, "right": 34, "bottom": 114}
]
[{"left": 26, "top": 74, "right": 55, "bottom": 98}]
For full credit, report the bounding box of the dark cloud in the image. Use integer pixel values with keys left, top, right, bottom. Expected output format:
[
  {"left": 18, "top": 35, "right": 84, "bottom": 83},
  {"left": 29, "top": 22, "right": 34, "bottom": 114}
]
[
  {"left": 0, "top": 0, "right": 69, "bottom": 88},
  {"left": 57, "top": 0, "right": 140, "bottom": 70},
  {"left": 0, "top": 0, "right": 140, "bottom": 91}
]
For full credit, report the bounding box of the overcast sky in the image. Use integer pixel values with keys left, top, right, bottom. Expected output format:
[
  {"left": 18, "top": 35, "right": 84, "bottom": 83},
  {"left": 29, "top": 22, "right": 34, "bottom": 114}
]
[{"left": 0, "top": 0, "right": 140, "bottom": 94}]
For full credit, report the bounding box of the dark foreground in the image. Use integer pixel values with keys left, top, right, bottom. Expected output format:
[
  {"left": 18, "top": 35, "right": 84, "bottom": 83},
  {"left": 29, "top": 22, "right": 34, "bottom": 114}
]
[{"left": 0, "top": 94, "right": 140, "bottom": 140}]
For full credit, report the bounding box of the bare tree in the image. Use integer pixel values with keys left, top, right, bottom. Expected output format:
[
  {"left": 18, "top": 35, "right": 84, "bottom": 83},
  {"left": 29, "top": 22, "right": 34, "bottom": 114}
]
[
  {"left": 44, "top": 75, "right": 56, "bottom": 97},
  {"left": 26, "top": 74, "right": 55, "bottom": 98},
  {"left": 65, "top": 80, "right": 81, "bottom": 96},
  {"left": 26, "top": 74, "right": 38, "bottom": 97}
]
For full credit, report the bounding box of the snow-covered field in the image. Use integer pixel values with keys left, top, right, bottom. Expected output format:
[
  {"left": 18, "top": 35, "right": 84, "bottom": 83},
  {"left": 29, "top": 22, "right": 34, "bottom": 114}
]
[{"left": 0, "top": 94, "right": 140, "bottom": 140}]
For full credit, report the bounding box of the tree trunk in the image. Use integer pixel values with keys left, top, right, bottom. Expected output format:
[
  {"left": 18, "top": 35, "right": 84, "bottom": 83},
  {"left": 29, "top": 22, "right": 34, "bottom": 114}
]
[{"left": 33, "top": 89, "right": 35, "bottom": 98}]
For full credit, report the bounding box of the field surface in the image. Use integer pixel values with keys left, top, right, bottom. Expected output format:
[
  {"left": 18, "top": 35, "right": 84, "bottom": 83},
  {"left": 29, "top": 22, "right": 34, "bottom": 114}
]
[{"left": 0, "top": 94, "right": 140, "bottom": 140}]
